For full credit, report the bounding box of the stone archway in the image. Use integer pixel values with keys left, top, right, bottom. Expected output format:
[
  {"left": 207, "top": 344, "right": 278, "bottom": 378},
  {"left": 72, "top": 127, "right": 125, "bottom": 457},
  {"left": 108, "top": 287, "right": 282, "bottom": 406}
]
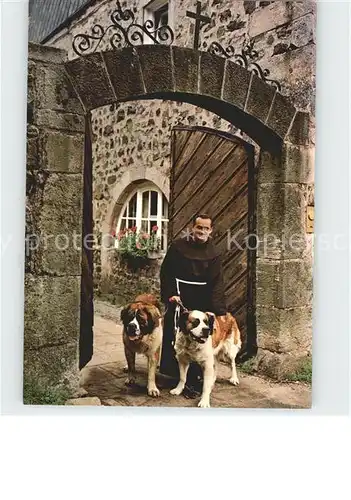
[
  {"left": 24, "top": 42, "right": 313, "bottom": 395},
  {"left": 66, "top": 45, "right": 301, "bottom": 154},
  {"left": 66, "top": 45, "right": 314, "bottom": 376},
  {"left": 65, "top": 45, "right": 313, "bottom": 379}
]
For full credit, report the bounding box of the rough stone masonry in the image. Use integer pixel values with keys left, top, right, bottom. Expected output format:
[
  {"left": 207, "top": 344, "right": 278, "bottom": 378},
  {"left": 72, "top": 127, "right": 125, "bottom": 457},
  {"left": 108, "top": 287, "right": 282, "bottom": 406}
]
[{"left": 25, "top": 43, "right": 85, "bottom": 392}]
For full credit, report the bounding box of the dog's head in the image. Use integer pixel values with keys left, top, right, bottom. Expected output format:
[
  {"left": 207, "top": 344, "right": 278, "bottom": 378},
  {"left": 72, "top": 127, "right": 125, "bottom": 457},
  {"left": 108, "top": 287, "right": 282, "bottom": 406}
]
[
  {"left": 179, "top": 310, "right": 215, "bottom": 344},
  {"left": 121, "top": 301, "right": 161, "bottom": 341}
]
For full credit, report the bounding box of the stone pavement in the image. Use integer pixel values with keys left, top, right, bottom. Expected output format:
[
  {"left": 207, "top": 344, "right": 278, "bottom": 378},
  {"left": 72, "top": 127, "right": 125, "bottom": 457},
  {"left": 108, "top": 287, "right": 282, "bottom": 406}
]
[{"left": 78, "top": 310, "right": 311, "bottom": 409}]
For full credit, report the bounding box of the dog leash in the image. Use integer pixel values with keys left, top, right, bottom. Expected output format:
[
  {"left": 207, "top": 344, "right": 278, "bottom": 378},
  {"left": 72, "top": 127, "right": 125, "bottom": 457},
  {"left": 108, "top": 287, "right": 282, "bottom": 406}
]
[{"left": 172, "top": 299, "right": 188, "bottom": 342}]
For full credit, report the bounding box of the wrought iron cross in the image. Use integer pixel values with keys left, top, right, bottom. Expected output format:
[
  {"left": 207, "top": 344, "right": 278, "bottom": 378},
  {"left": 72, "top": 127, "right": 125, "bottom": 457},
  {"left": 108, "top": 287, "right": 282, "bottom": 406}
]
[{"left": 186, "top": 1, "right": 211, "bottom": 50}]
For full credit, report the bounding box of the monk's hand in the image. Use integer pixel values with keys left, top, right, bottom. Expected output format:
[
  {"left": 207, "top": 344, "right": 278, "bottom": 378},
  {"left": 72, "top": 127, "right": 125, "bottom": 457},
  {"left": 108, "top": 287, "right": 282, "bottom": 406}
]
[{"left": 169, "top": 296, "right": 182, "bottom": 304}]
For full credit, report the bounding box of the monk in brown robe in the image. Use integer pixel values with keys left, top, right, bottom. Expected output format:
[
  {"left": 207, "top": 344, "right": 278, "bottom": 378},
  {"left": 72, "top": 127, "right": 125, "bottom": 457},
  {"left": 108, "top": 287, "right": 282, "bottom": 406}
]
[{"left": 159, "top": 213, "right": 227, "bottom": 398}]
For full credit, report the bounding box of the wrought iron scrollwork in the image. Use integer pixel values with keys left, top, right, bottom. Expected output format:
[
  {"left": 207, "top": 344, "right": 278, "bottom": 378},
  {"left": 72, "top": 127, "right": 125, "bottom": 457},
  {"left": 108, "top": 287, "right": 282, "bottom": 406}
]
[
  {"left": 208, "top": 39, "right": 282, "bottom": 92},
  {"left": 208, "top": 41, "right": 235, "bottom": 59},
  {"left": 72, "top": 0, "right": 174, "bottom": 56},
  {"left": 71, "top": 2, "right": 281, "bottom": 91},
  {"left": 110, "top": 3, "right": 134, "bottom": 23}
]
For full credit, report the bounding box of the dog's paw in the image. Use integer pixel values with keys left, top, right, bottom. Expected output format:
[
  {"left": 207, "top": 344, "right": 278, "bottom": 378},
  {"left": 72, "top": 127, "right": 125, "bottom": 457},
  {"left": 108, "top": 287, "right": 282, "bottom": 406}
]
[
  {"left": 147, "top": 386, "right": 160, "bottom": 397},
  {"left": 170, "top": 386, "right": 183, "bottom": 396},
  {"left": 198, "top": 398, "right": 211, "bottom": 408},
  {"left": 125, "top": 377, "right": 136, "bottom": 386},
  {"left": 229, "top": 376, "right": 239, "bottom": 386}
]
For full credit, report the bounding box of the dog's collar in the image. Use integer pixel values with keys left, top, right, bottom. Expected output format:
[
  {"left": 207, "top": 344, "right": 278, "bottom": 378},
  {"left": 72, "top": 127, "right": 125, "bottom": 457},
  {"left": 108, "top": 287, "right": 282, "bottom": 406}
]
[{"left": 174, "top": 304, "right": 209, "bottom": 344}]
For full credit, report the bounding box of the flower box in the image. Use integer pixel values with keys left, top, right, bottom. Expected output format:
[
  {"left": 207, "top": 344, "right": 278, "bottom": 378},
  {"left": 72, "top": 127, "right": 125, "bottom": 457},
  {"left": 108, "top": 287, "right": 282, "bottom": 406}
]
[
  {"left": 113, "top": 225, "right": 161, "bottom": 265},
  {"left": 147, "top": 247, "right": 162, "bottom": 259}
]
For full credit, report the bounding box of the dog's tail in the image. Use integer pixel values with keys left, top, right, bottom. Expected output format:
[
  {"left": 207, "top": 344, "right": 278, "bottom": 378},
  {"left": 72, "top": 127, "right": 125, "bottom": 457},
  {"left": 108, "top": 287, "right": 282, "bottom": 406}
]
[{"left": 135, "top": 293, "right": 161, "bottom": 311}]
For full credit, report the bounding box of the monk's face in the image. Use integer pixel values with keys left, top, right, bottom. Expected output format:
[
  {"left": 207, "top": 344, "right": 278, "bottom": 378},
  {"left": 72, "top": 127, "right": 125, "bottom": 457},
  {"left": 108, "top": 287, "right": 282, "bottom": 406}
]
[{"left": 192, "top": 217, "right": 213, "bottom": 243}]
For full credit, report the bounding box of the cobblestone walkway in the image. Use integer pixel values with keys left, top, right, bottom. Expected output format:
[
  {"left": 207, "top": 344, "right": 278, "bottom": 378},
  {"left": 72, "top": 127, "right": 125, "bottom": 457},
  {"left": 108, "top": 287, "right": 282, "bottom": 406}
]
[{"left": 79, "top": 311, "right": 311, "bottom": 409}]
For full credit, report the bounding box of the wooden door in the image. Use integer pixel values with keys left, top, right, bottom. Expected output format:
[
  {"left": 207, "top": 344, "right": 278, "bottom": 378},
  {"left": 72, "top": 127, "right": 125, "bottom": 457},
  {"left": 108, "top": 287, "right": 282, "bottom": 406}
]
[{"left": 169, "top": 126, "right": 256, "bottom": 355}]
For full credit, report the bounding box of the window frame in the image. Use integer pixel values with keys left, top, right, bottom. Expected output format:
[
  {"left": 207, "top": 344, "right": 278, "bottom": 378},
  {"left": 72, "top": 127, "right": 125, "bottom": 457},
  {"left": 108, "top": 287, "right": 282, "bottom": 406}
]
[
  {"left": 142, "top": 0, "right": 173, "bottom": 45},
  {"left": 116, "top": 184, "right": 169, "bottom": 253}
]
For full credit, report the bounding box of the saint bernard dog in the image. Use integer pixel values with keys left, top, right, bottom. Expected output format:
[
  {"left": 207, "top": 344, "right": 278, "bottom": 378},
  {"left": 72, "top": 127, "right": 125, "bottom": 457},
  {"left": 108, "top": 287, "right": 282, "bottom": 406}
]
[
  {"left": 170, "top": 310, "right": 242, "bottom": 408},
  {"left": 121, "top": 294, "right": 162, "bottom": 397}
]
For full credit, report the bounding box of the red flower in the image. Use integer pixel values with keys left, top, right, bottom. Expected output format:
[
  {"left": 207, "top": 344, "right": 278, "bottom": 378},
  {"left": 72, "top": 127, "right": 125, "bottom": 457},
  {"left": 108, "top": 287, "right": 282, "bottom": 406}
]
[
  {"left": 131, "top": 226, "right": 137, "bottom": 233},
  {"left": 110, "top": 230, "right": 116, "bottom": 237},
  {"left": 142, "top": 233, "right": 150, "bottom": 240},
  {"left": 152, "top": 225, "right": 158, "bottom": 232},
  {"left": 117, "top": 228, "right": 128, "bottom": 240},
  {"left": 136, "top": 242, "right": 141, "bottom": 249}
]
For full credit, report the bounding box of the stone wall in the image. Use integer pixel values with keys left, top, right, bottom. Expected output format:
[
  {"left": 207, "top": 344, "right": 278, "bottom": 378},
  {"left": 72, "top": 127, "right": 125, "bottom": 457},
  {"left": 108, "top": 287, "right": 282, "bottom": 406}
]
[
  {"left": 47, "top": 0, "right": 316, "bottom": 303},
  {"left": 97, "top": 253, "right": 162, "bottom": 306},
  {"left": 24, "top": 43, "right": 85, "bottom": 396},
  {"left": 255, "top": 119, "right": 314, "bottom": 378}
]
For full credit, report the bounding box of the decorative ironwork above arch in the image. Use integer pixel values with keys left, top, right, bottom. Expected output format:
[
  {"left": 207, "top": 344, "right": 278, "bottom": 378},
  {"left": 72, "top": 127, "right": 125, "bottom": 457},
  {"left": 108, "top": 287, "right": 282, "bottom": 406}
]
[
  {"left": 72, "top": 0, "right": 281, "bottom": 92},
  {"left": 72, "top": 1, "right": 174, "bottom": 57},
  {"left": 208, "top": 40, "right": 281, "bottom": 91}
]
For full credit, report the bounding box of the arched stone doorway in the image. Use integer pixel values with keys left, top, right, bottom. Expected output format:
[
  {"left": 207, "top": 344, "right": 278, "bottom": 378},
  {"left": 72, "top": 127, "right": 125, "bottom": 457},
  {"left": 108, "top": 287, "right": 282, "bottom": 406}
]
[
  {"left": 65, "top": 45, "right": 313, "bottom": 377},
  {"left": 66, "top": 45, "right": 308, "bottom": 376},
  {"left": 23, "top": 42, "right": 313, "bottom": 393}
]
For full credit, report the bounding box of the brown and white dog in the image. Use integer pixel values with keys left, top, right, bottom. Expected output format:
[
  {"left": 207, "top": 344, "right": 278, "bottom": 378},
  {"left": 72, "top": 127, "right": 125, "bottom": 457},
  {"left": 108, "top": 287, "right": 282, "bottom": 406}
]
[
  {"left": 121, "top": 294, "right": 162, "bottom": 397},
  {"left": 170, "top": 310, "right": 241, "bottom": 408}
]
